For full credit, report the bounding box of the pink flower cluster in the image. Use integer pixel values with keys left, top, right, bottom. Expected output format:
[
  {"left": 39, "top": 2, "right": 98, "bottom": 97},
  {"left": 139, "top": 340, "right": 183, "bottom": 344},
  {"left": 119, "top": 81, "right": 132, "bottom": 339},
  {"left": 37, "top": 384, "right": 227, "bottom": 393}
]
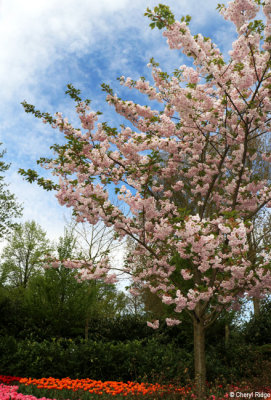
[{"left": 0, "top": 384, "right": 55, "bottom": 400}]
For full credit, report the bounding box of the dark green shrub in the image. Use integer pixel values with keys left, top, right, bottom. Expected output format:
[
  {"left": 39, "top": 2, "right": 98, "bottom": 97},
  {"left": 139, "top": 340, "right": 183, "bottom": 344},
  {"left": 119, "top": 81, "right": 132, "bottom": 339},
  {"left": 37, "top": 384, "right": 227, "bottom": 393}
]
[
  {"left": 0, "top": 337, "right": 192, "bottom": 384},
  {"left": 242, "top": 300, "right": 271, "bottom": 346},
  {"left": 0, "top": 335, "right": 18, "bottom": 372}
]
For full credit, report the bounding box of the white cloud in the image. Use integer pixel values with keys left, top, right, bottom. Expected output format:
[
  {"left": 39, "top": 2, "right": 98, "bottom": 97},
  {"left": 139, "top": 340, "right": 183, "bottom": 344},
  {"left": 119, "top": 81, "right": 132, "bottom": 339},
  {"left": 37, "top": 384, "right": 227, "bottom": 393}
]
[
  {"left": 0, "top": 0, "right": 129, "bottom": 101},
  {"left": 6, "top": 170, "right": 69, "bottom": 241},
  {"left": 0, "top": 0, "right": 223, "bottom": 102}
]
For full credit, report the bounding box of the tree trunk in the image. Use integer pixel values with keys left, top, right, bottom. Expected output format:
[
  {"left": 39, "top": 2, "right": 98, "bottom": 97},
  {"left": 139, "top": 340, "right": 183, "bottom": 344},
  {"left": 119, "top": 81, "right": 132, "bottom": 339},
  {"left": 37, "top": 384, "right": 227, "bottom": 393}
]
[
  {"left": 253, "top": 298, "right": 260, "bottom": 317},
  {"left": 225, "top": 323, "right": 230, "bottom": 346},
  {"left": 85, "top": 315, "right": 89, "bottom": 340},
  {"left": 193, "top": 318, "right": 206, "bottom": 400}
]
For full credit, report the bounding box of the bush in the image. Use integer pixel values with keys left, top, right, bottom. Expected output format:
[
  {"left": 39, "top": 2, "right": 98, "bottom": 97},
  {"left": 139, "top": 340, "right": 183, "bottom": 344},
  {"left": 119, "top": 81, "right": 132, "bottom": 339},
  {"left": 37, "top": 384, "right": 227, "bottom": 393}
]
[
  {"left": 1, "top": 316, "right": 270, "bottom": 384},
  {"left": 242, "top": 300, "right": 271, "bottom": 346},
  {"left": 0, "top": 336, "right": 192, "bottom": 384}
]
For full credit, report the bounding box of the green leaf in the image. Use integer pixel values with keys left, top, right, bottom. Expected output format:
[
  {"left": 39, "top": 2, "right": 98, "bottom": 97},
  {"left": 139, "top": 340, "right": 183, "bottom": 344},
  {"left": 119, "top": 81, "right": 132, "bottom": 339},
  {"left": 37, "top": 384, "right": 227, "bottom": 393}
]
[{"left": 101, "top": 83, "right": 114, "bottom": 96}]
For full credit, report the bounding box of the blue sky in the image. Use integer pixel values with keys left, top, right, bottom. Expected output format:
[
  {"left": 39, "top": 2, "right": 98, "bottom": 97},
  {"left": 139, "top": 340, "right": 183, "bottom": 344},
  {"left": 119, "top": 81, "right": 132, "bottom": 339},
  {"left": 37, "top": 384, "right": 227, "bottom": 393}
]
[{"left": 0, "top": 0, "right": 237, "bottom": 243}]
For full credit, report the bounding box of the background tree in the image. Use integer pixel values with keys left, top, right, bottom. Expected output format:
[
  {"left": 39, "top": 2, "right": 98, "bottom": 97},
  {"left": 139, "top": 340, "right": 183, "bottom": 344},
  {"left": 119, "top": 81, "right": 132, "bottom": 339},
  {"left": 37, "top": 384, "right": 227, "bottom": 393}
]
[
  {"left": 0, "top": 143, "right": 22, "bottom": 239},
  {"left": 245, "top": 132, "right": 271, "bottom": 316},
  {"left": 25, "top": 227, "right": 80, "bottom": 337},
  {"left": 124, "top": 236, "right": 173, "bottom": 319},
  {"left": 26, "top": 224, "right": 127, "bottom": 339},
  {"left": 64, "top": 219, "right": 127, "bottom": 338},
  {"left": 0, "top": 220, "right": 51, "bottom": 288},
  {"left": 68, "top": 218, "right": 122, "bottom": 263}
]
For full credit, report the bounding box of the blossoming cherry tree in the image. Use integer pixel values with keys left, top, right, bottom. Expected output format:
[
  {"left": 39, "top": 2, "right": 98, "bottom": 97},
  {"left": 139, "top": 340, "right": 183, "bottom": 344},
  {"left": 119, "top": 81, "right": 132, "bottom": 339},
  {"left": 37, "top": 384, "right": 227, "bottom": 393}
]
[{"left": 20, "top": 0, "right": 271, "bottom": 397}]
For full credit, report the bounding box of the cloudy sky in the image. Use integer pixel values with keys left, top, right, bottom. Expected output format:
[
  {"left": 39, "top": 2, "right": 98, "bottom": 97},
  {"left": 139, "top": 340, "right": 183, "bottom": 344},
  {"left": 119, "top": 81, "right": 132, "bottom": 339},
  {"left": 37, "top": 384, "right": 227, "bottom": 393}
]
[{"left": 0, "top": 0, "right": 236, "bottom": 245}]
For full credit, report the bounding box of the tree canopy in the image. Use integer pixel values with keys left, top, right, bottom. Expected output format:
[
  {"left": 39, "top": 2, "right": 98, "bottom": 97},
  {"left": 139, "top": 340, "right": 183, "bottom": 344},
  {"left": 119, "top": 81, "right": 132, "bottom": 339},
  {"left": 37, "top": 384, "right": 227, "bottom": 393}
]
[
  {"left": 0, "top": 220, "right": 51, "bottom": 288},
  {"left": 0, "top": 143, "right": 22, "bottom": 239}
]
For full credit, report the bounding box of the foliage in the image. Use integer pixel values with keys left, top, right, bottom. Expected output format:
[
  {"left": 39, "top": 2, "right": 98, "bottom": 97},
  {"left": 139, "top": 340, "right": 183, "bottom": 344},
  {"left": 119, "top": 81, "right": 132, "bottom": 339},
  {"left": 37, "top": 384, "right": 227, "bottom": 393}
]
[
  {"left": 242, "top": 297, "right": 271, "bottom": 345},
  {"left": 0, "top": 285, "right": 190, "bottom": 341},
  {"left": 0, "top": 223, "right": 128, "bottom": 339},
  {"left": 0, "top": 337, "right": 192, "bottom": 384},
  {"left": 0, "top": 333, "right": 270, "bottom": 386},
  {"left": 0, "top": 221, "right": 51, "bottom": 288},
  {"left": 25, "top": 273, "right": 127, "bottom": 339},
  {"left": 0, "top": 144, "right": 22, "bottom": 240},
  {"left": 0, "top": 286, "right": 30, "bottom": 337}
]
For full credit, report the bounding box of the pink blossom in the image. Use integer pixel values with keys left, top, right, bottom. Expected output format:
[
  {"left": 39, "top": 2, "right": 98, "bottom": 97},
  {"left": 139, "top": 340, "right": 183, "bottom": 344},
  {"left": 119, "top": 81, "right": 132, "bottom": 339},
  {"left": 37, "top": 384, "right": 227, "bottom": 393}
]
[
  {"left": 147, "top": 320, "right": 159, "bottom": 329},
  {"left": 165, "top": 318, "right": 181, "bottom": 326}
]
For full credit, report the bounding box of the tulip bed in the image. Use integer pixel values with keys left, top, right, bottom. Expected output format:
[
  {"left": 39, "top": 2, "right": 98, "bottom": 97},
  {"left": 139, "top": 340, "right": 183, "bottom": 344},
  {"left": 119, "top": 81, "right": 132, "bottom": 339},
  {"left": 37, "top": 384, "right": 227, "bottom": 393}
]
[
  {"left": 18, "top": 377, "right": 189, "bottom": 397},
  {"left": 0, "top": 375, "right": 271, "bottom": 400}
]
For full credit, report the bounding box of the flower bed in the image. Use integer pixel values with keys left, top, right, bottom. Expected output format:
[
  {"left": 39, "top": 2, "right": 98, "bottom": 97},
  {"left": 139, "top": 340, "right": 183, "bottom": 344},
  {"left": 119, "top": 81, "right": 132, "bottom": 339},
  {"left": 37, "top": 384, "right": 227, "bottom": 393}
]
[
  {"left": 19, "top": 377, "right": 189, "bottom": 397},
  {"left": 0, "top": 375, "right": 271, "bottom": 399},
  {"left": 0, "top": 376, "right": 22, "bottom": 385},
  {"left": 0, "top": 383, "right": 55, "bottom": 400}
]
